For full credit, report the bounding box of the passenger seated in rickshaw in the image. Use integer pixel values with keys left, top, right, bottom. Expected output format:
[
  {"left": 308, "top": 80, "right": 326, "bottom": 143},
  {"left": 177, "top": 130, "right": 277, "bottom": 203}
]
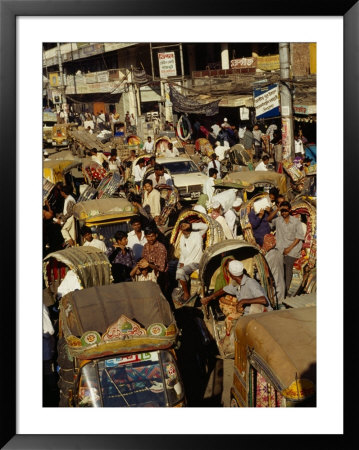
[
  {"left": 175, "top": 219, "right": 208, "bottom": 301},
  {"left": 201, "top": 260, "right": 272, "bottom": 335}
]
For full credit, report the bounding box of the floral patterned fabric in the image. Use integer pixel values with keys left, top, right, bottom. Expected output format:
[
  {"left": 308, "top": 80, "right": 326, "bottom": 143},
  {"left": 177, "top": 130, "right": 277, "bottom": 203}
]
[{"left": 255, "top": 371, "right": 283, "bottom": 407}]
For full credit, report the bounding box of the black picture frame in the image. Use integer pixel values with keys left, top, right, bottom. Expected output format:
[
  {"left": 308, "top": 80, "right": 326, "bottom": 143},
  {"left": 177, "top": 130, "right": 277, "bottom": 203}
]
[{"left": 1, "top": 0, "right": 355, "bottom": 448}]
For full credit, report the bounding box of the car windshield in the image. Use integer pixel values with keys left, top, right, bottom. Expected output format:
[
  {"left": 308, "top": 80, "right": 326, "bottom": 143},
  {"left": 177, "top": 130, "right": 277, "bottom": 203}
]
[
  {"left": 78, "top": 351, "right": 184, "bottom": 407},
  {"left": 162, "top": 161, "right": 199, "bottom": 174}
]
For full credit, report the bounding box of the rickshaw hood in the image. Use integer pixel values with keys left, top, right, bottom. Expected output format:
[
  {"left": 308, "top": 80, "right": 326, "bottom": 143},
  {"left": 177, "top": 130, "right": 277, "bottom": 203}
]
[
  {"left": 73, "top": 198, "right": 137, "bottom": 222},
  {"left": 223, "top": 171, "right": 287, "bottom": 194},
  {"left": 235, "top": 306, "right": 316, "bottom": 395}
]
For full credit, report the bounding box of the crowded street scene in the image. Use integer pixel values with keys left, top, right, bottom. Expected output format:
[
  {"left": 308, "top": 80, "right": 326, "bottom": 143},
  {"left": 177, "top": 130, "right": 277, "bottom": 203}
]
[{"left": 42, "top": 42, "right": 317, "bottom": 408}]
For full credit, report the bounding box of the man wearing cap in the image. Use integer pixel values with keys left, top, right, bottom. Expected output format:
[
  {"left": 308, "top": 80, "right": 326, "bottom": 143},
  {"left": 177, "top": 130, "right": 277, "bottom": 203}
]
[
  {"left": 176, "top": 219, "right": 208, "bottom": 301},
  {"left": 224, "top": 198, "right": 243, "bottom": 238},
  {"left": 201, "top": 259, "right": 272, "bottom": 315}
]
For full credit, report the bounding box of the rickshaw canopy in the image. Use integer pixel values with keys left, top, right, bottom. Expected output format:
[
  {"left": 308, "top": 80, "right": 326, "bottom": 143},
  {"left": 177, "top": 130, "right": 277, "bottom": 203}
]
[
  {"left": 222, "top": 171, "right": 287, "bottom": 194},
  {"left": 60, "top": 281, "right": 178, "bottom": 359},
  {"left": 43, "top": 246, "right": 112, "bottom": 289},
  {"left": 73, "top": 198, "right": 138, "bottom": 223},
  {"left": 235, "top": 306, "right": 316, "bottom": 399},
  {"left": 43, "top": 159, "right": 80, "bottom": 184}
]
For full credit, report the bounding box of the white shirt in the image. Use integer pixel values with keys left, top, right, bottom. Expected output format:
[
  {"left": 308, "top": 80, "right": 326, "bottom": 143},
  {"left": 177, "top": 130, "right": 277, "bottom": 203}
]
[
  {"left": 238, "top": 127, "right": 246, "bottom": 139},
  {"left": 295, "top": 139, "right": 305, "bottom": 155},
  {"left": 91, "top": 153, "right": 107, "bottom": 165},
  {"left": 255, "top": 161, "right": 269, "bottom": 171},
  {"left": 108, "top": 156, "right": 122, "bottom": 172},
  {"left": 143, "top": 141, "right": 154, "bottom": 153},
  {"left": 57, "top": 270, "right": 81, "bottom": 298},
  {"left": 207, "top": 159, "right": 221, "bottom": 178},
  {"left": 179, "top": 231, "right": 204, "bottom": 266},
  {"left": 127, "top": 230, "right": 147, "bottom": 261},
  {"left": 203, "top": 177, "right": 215, "bottom": 204},
  {"left": 215, "top": 215, "right": 234, "bottom": 240},
  {"left": 133, "top": 164, "right": 146, "bottom": 182},
  {"left": 224, "top": 209, "right": 237, "bottom": 238},
  {"left": 165, "top": 148, "right": 180, "bottom": 157},
  {"left": 214, "top": 145, "right": 227, "bottom": 161},
  {"left": 83, "top": 238, "right": 107, "bottom": 252},
  {"left": 211, "top": 124, "right": 221, "bottom": 137},
  {"left": 143, "top": 188, "right": 161, "bottom": 217},
  {"left": 63, "top": 195, "right": 76, "bottom": 216}
]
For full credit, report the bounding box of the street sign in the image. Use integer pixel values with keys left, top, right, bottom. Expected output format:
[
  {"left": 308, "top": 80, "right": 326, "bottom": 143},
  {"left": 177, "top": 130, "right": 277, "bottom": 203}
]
[
  {"left": 158, "top": 52, "right": 177, "bottom": 78},
  {"left": 253, "top": 83, "right": 280, "bottom": 119}
]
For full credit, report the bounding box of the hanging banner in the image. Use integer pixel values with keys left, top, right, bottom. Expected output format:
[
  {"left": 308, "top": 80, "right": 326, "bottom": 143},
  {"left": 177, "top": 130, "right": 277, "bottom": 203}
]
[
  {"left": 169, "top": 85, "right": 220, "bottom": 116},
  {"left": 281, "top": 117, "right": 292, "bottom": 160},
  {"left": 257, "top": 55, "right": 280, "bottom": 71},
  {"left": 253, "top": 84, "right": 280, "bottom": 119},
  {"left": 158, "top": 52, "right": 177, "bottom": 78}
]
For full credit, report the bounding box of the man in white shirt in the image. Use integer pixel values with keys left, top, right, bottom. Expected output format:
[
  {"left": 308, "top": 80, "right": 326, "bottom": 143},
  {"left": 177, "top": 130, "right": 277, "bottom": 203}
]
[
  {"left": 176, "top": 220, "right": 208, "bottom": 301},
  {"left": 294, "top": 135, "right": 305, "bottom": 155},
  {"left": 224, "top": 198, "right": 243, "bottom": 238},
  {"left": 56, "top": 185, "right": 76, "bottom": 247},
  {"left": 164, "top": 142, "right": 179, "bottom": 157},
  {"left": 210, "top": 201, "right": 234, "bottom": 240},
  {"left": 203, "top": 167, "right": 217, "bottom": 205},
  {"left": 80, "top": 226, "right": 107, "bottom": 252},
  {"left": 207, "top": 153, "right": 221, "bottom": 178},
  {"left": 211, "top": 123, "right": 221, "bottom": 137},
  {"left": 221, "top": 117, "right": 231, "bottom": 128},
  {"left": 142, "top": 178, "right": 161, "bottom": 220},
  {"left": 255, "top": 155, "right": 270, "bottom": 171},
  {"left": 214, "top": 141, "right": 228, "bottom": 162},
  {"left": 91, "top": 148, "right": 107, "bottom": 166},
  {"left": 133, "top": 158, "right": 146, "bottom": 188},
  {"left": 127, "top": 216, "right": 147, "bottom": 261},
  {"left": 143, "top": 136, "right": 154, "bottom": 153}
]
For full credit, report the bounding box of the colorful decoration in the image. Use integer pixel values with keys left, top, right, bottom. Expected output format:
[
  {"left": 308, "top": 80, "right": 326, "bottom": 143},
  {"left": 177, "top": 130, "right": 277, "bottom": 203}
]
[
  {"left": 147, "top": 323, "right": 167, "bottom": 337},
  {"left": 282, "top": 379, "right": 315, "bottom": 400},
  {"left": 66, "top": 335, "right": 82, "bottom": 348},
  {"left": 102, "top": 315, "right": 147, "bottom": 342},
  {"left": 81, "top": 331, "right": 101, "bottom": 346},
  {"left": 165, "top": 323, "right": 177, "bottom": 337}
]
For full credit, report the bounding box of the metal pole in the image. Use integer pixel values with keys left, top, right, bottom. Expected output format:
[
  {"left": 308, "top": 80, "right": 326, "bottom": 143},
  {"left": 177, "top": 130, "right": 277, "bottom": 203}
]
[
  {"left": 57, "top": 42, "right": 68, "bottom": 123},
  {"left": 279, "top": 42, "right": 294, "bottom": 160},
  {"left": 179, "top": 43, "right": 185, "bottom": 83},
  {"left": 43, "top": 47, "right": 50, "bottom": 107}
]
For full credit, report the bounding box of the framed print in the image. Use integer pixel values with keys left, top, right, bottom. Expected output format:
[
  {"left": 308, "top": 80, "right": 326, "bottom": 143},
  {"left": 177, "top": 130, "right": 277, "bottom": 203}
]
[{"left": 1, "top": 0, "right": 356, "bottom": 448}]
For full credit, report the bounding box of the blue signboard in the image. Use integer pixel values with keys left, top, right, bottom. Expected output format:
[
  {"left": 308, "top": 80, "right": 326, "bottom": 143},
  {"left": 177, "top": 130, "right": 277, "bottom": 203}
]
[{"left": 253, "top": 83, "right": 280, "bottom": 119}]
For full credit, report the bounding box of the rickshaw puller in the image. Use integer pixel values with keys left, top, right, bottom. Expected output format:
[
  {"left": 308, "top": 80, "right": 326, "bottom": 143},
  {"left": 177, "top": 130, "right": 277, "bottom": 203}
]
[{"left": 201, "top": 260, "right": 272, "bottom": 315}]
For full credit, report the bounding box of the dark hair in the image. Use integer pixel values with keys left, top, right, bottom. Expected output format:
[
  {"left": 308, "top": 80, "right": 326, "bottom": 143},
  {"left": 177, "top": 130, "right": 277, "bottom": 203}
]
[
  {"left": 179, "top": 219, "right": 192, "bottom": 231},
  {"left": 114, "top": 230, "right": 127, "bottom": 241},
  {"left": 144, "top": 226, "right": 157, "bottom": 236},
  {"left": 209, "top": 168, "right": 218, "bottom": 177},
  {"left": 143, "top": 178, "right": 153, "bottom": 186},
  {"left": 80, "top": 226, "right": 92, "bottom": 236},
  {"left": 91, "top": 148, "right": 97, "bottom": 153},
  {"left": 61, "top": 185, "right": 73, "bottom": 195},
  {"left": 110, "top": 148, "right": 117, "bottom": 156},
  {"left": 280, "top": 201, "right": 291, "bottom": 209},
  {"left": 149, "top": 156, "right": 156, "bottom": 162},
  {"left": 154, "top": 163, "right": 163, "bottom": 171},
  {"left": 262, "top": 155, "right": 269, "bottom": 161},
  {"left": 147, "top": 136, "right": 152, "bottom": 140},
  {"left": 130, "top": 215, "right": 142, "bottom": 225},
  {"left": 269, "top": 187, "right": 279, "bottom": 198},
  {"left": 211, "top": 153, "right": 217, "bottom": 159},
  {"left": 137, "top": 158, "right": 145, "bottom": 165},
  {"left": 168, "top": 143, "right": 173, "bottom": 150}
]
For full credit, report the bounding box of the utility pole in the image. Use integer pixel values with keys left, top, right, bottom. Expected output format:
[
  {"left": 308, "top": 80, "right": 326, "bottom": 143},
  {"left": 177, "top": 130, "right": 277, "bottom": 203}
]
[
  {"left": 57, "top": 43, "right": 68, "bottom": 123},
  {"left": 279, "top": 43, "right": 294, "bottom": 160}
]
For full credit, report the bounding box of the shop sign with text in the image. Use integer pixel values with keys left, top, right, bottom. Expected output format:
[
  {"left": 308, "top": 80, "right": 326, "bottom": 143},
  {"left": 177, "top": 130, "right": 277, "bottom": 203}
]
[
  {"left": 158, "top": 52, "right": 177, "bottom": 78},
  {"left": 253, "top": 84, "right": 280, "bottom": 119},
  {"left": 230, "top": 57, "right": 257, "bottom": 69}
]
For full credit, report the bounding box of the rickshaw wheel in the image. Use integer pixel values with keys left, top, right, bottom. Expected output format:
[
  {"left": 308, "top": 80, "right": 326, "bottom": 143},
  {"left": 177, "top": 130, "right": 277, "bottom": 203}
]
[{"left": 230, "top": 396, "right": 239, "bottom": 407}]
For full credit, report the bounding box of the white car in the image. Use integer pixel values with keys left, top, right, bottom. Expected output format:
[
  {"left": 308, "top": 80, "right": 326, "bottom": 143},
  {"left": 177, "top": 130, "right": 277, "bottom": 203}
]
[{"left": 156, "top": 156, "right": 209, "bottom": 201}]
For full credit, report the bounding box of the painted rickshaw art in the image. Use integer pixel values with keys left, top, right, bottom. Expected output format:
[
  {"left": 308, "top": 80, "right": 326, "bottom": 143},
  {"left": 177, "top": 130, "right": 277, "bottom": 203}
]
[
  {"left": 57, "top": 282, "right": 185, "bottom": 407},
  {"left": 81, "top": 160, "right": 108, "bottom": 187}
]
